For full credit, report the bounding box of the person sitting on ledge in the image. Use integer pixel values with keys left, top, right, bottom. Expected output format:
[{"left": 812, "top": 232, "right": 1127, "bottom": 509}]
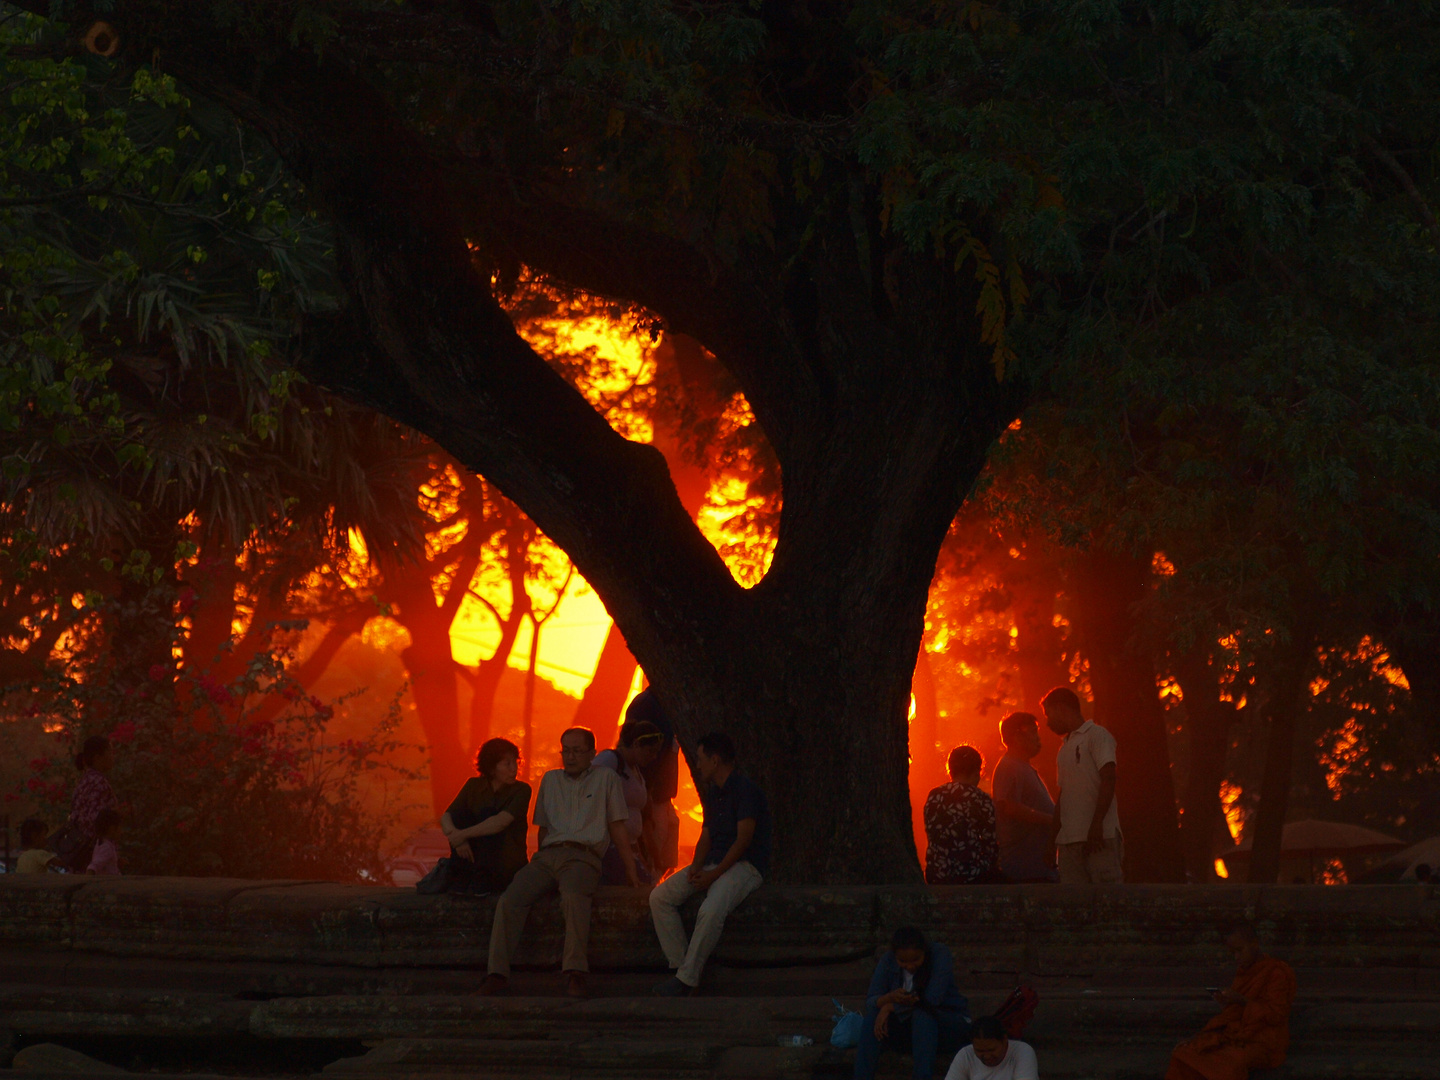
[
  {"left": 86, "top": 809, "right": 122, "bottom": 875},
  {"left": 478, "top": 727, "right": 638, "bottom": 1000},
  {"left": 854, "top": 926, "right": 971, "bottom": 1080},
  {"left": 1165, "top": 925, "right": 1297, "bottom": 1080},
  {"left": 925, "top": 745, "right": 1000, "bottom": 884},
  {"left": 16, "top": 817, "right": 57, "bottom": 874},
  {"left": 649, "top": 731, "right": 771, "bottom": 997},
  {"left": 944, "top": 1015, "right": 1039, "bottom": 1080},
  {"left": 440, "top": 737, "right": 532, "bottom": 894}
]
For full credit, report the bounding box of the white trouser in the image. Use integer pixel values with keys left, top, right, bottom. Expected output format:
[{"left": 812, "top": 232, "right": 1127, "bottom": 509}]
[{"left": 648, "top": 860, "right": 763, "bottom": 987}]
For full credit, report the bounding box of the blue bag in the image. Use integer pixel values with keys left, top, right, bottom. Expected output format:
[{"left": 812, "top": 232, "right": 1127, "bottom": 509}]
[{"left": 829, "top": 999, "right": 863, "bottom": 1049}]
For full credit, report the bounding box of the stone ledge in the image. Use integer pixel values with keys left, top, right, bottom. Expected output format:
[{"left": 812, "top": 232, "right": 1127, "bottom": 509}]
[
  {"left": 6, "top": 989, "right": 1438, "bottom": 1045},
  {"left": 1, "top": 877, "right": 1435, "bottom": 970}
]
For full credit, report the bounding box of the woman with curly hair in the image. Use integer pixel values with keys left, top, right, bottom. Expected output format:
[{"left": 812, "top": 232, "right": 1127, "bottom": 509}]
[{"left": 440, "top": 737, "right": 532, "bottom": 892}]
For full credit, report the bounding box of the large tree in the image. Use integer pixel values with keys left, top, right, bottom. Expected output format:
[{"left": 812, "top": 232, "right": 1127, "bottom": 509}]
[{"left": 21, "top": 0, "right": 1436, "bottom": 881}]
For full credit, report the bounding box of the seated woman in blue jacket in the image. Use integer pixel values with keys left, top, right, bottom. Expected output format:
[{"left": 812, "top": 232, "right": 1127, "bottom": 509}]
[{"left": 854, "top": 926, "right": 971, "bottom": 1080}]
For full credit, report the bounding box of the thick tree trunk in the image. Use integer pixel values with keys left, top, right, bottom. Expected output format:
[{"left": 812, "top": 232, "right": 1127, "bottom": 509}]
[
  {"left": 521, "top": 619, "right": 540, "bottom": 782},
  {"left": 383, "top": 545, "right": 483, "bottom": 814},
  {"left": 461, "top": 606, "right": 527, "bottom": 755},
  {"left": 1171, "top": 648, "right": 1238, "bottom": 882},
  {"left": 1068, "top": 550, "right": 1185, "bottom": 883},
  {"left": 460, "top": 538, "right": 531, "bottom": 756},
  {"left": 404, "top": 638, "right": 468, "bottom": 814},
  {"left": 571, "top": 624, "right": 638, "bottom": 751},
  {"left": 1247, "top": 643, "right": 1313, "bottom": 884}
]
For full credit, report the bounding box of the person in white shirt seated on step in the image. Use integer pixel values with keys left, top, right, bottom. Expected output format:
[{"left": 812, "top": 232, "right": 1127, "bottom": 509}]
[
  {"left": 477, "top": 726, "right": 639, "bottom": 1000},
  {"left": 945, "top": 1016, "right": 1039, "bottom": 1080}
]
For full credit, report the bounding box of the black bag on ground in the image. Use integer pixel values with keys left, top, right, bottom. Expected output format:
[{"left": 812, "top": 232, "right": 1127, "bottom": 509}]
[
  {"left": 415, "top": 806, "right": 505, "bottom": 895},
  {"left": 415, "top": 858, "right": 456, "bottom": 895}
]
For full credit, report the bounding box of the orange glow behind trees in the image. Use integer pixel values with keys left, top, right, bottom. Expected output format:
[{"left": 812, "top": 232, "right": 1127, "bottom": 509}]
[
  {"left": 8, "top": 281, "right": 1431, "bottom": 880},
  {"left": 218, "top": 285, "right": 1439, "bottom": 876}
]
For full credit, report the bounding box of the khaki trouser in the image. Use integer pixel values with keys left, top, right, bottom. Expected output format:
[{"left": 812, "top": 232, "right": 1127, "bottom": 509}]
[
  {"left": 1058, "top": 836, "right": 1124, "bottom": 884},
  {"left": 648, "top": 860, "right": 763, "bottom": 987},
  {"left": 487, "top": 844, "right": 601, "bottom": 976}
]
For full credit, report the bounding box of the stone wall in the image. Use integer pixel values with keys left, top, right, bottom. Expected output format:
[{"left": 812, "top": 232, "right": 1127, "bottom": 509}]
[{"left": 1, "top": 877, "right": 1435, "bottom": 970}]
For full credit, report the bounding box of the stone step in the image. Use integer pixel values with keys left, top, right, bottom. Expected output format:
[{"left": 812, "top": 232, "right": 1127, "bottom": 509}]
[
  {"left": 5, "top": 877, "right": 1437, "bottom": 971},
  {"left": 7, "top": 942, "right": 1440, "bottom": 1000},
  {"left": 0, "top": 986, "right": 252, "bottom": 1037},
  {"left": 6, "top": 987, "right": 1437, "bottom": 1048},
  {"left": 4, "top": 1038, "right": 1436, "bottom": 1080},
  {"left": 322, "top": 1036, "right": 728, "bottom": 1078},
  {"left": 320, "top": 1038, "right": 1440, "bottom": 1080},
  {"left": 8, "top": 1062, "right": 1435, "bottom": 1080},
  {"left": 821, "top": 1048, "right": 1440, "bottom": 1080}
]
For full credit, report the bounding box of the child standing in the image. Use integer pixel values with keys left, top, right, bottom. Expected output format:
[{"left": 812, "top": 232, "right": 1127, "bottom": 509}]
[
  {"left": 86, "top": 809, "right": 122, "bottom": 875},
  {"left": 16, "top": 818, "right": 57, "bottom": 874}
]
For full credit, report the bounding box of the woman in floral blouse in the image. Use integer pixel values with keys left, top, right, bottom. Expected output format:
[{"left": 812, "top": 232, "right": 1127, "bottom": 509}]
[
  {"left": 923, "top": 745, "right": 999, "bottom": 884},
  {"left": 61, "top": 735, "right": 118, "bottom": 869}
]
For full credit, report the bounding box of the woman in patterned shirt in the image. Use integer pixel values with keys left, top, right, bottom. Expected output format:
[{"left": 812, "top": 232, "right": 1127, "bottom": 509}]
[
  {"left": 60, "top": 735, "right": 118, "bottom": 869},
  {"left": 924, "top": 745, "right": 999, "bottom": 885}
]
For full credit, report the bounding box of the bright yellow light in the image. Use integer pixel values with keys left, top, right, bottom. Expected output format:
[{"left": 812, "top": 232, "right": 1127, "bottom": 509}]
[
  {"left": 1219, "top": 780, "right": 1245, "bottom": 840},
  {"left": 1214, "top": 858, "right": 1229, "bottom": 879}
]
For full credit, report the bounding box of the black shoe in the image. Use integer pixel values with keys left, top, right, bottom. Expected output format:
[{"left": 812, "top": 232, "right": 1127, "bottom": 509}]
[{"left": 650, "top": 975, "right": 694, "bottom": 997}]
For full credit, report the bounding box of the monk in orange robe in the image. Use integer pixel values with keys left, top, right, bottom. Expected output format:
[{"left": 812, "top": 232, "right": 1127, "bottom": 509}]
[{"left": 1166, "top": 926, "right": 1297, "bottom": 1080}]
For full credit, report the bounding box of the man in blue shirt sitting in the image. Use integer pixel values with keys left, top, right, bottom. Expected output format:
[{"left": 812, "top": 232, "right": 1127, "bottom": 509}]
[{"left": 649, "top": 731, "right": 771, "bottom": 996}]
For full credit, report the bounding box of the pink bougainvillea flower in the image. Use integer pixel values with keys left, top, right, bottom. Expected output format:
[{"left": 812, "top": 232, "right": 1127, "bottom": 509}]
[
  {"left": 148, "top": 664, "right": 169, "bottom": 682},
  {"left": 198, "top": 675, "right": 233, "bottom": 706},
  {"left": 108, "top": 720, "right": 137, "bottom": 745}
]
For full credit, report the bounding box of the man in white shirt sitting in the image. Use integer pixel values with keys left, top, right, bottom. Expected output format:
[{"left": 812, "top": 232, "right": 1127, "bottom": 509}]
[
  {"left": 478, "top": 727, "right": 638, "bottom": 999},
  {"left": 945, "top": 1016, "right": 1039, "bottom": 1080}
]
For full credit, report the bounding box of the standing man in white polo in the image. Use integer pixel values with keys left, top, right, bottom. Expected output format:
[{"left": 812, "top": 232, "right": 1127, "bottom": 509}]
[
  {"left": 1041, "top": 687, "right": 1122, "bottom": 884},
  {"left": 479, "top": 726, "right": 639, "bottom": 999}
]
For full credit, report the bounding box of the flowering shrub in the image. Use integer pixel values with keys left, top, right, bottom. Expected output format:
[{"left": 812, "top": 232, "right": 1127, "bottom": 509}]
[{"left": 11, "top": 645, "right": 420, "bottom": 882}]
